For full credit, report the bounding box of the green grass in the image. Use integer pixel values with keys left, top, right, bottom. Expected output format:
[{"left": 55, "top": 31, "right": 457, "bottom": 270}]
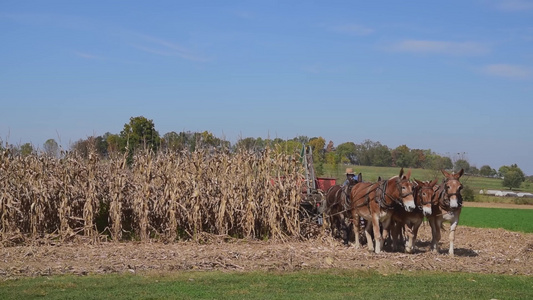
[
  {"left": 1, "top": 270, "right": 532, "bottom": 300},
  {"left": 321, "top": 164, "right": 533, "bottom": 198},
  {"left": 321, "top": 165, "right": 438, "bottom": 183},
  {"left": 460, "top": 207, "right": 533, "bottom": 233}
]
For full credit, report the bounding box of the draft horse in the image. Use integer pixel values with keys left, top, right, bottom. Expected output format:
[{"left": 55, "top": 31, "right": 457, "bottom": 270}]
[
  {"left": 349, "top": 168, "right": 415, "bottom": 253},
  {"left": 324, "top": 173, "right": 362, "bottom": 245},
  {"left": 428, "top": 169, "right": 464, "bottom": 256},
  {"left": 391, "top": 178, "right": 438, "bottom": 253}
]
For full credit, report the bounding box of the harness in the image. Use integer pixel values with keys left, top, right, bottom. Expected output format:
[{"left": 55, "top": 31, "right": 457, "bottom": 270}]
[
  {"left": 416, "top": 185, "right": 434, "bottom": 210},
  {"left": 327, "top": 177, "right": 413, "bottom": 216},
  {"left": 435, "top": 178, "right": 463, "bottom": 210},
  {"left": 327, "top": 183, "right": 377, "bottom": 218},
  {"left": 375, "top": 178, "right": 413, "bottom": 210}
]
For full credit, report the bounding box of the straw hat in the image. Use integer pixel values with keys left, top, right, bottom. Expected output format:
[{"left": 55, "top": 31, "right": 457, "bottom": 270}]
[{"left": 345, "top": 168, "right": 354, "bottom": 175}]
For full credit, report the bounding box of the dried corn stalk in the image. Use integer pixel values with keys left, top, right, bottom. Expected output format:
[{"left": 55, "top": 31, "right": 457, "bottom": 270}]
[{"left": 0, "top": 145, "right": 305, "bottom": 245}]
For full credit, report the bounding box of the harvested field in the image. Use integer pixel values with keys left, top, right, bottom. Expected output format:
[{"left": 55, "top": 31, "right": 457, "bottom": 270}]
[
  {"left": 1, "top": 224, "right": 532, "bottom": 278},
  {"left": 2, "top": 150, "right": 532, "bottom": 279},
  {"left": 462, "top": 201, "right": 533, "bottom": 210}
]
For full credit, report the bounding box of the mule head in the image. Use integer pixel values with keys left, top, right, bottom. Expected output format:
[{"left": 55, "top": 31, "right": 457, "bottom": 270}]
[
  {"left": 397, "top": 168, "right": 415, "bottom": 212},
  {"left": 441, "top": 169, "right": 464, "bottom": 208},
  {"left": 414, "top": 178, "right": 438, "bottom": 216}
]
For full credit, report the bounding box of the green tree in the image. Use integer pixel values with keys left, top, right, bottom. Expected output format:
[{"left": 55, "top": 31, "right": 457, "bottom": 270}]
[
  {"left": 325, "top": 151, "right": 340, "bottom": 165},
  {"left": 441, "top": 156, "right": 453, "bottom": 170},
  {"left": 454, "top": 159, "right": 470, "bottom": 173},
  {"left": 43, "top": 138, "right": 59, "bottom": 158},
  {"left": 501, "top": 164, "right": 525, "bottom": 190},
  {"left": 355, "top": 140, "right": 392, "bottom": 167},
  {"left": 411, "top": 149, "right": 426, "bottom": 168},
  {"left": 106, "top": 133, "right": 123, "bottom": 155},
  {"left": 192, "top": 131, "right": 230, "bottom": 150},
  {"left": 462, "top": 185, "right": 475, "bottom": 201},
  {"left": 120, "top": 116, "right": 160, "bottom": 153},
  {"left": 308, "top": 137, "right": 325, "bottom": 159},
  {"left": 308, "top": 137, "right": 326, "bottom": 175},
  {"left": 273, "top": 139, "right": 302, "bottom": 155},
  {"left": 336, "top": 142, "right": 357, "bottom": 164},
  {"left": 71, "top": 136, "right": 109, "bottom": 158},
  {"left": 71, "top": 138, "right": 90, "bottom": 157},
  {"left": 392, "top": 145, "right": 416, "bottom": 168},
  {"left": 371, "top": 143, "right": 392, "bottom": 167},
  {"left": 469, "top": 166, "right": 480, "bottom": 176},
  {"left": 479, "top": 165, "right": 496, "bottom": 177},
  {"left": 161, "top": 131, "right": 183, "bottom": 152},
  {"left": 234, "top": 137, "right": 266, "bottom": 152},
  {"left": 94, "top": 135, "right": 109, "bottom": 157},
  {"left": 498, "top": 165, "right": 510, "bottom": 177},
  {"left": 20, "top": 143, "right": 34, "bottom": 156}
]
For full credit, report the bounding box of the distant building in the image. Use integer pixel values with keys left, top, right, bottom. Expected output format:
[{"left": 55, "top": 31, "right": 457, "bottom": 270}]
[{"left": 517, "top": 192, "right": 533, "bottom": 198}]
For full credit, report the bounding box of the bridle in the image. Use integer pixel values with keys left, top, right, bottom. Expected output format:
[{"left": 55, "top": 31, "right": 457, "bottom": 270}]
[
  {"left": 436, "top": 178, "right": 463, "bottom": 208},
  {"left": 375, "top": 177, "right": 413, "bottom": 210},
  {"left": 415, "top": 184, "right": 434, "bottom": 210}
]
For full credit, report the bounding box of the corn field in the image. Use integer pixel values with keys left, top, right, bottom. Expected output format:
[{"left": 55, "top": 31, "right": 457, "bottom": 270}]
[{"left": 0, "top": 147, "right": 307, "bottom": 245}]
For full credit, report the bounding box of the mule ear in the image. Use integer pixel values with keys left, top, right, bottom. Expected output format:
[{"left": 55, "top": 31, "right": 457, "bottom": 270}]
[
  {"left": 399, "top": 168, "right": 404, "bottom": 178},
  {"left": 455, "top": 168, "right": 464, "bottom": 179},
  {"left": 377, "top": 176, "right": 382, "bottom": 182},
  {"left": 430, "top": 178, "right": 438, "bottom": 186},
  {"left": 405, "top": 169, "right": 412, "bottom": 180},
  {"left": 414, "top": 179, "right": 423, "bottom": 186},
  {"left": 441, "top": 169, "right": 451, "bottom": 177},
  {"left": 357, "top": 173, "right": 363, "bottom": 182}
]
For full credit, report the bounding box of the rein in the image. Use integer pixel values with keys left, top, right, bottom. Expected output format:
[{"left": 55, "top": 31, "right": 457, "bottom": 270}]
[
  {"left": 375, "top": 178, "right": 412, "bottom": 210},
  {"left": 341, "top": 183, "right": 381, "bottom": 213}
]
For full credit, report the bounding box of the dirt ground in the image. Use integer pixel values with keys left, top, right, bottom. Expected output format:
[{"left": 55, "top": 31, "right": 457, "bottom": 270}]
[
  {"left": 1, "top": 202, "right": 532, "bottom": 278},
  {"left": 1, "top": 221, "right": 532, "bottom": 278}
]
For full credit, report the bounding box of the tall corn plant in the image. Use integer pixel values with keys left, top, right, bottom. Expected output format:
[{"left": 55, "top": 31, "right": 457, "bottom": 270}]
[{"left": 0, "top": 145, "right": 305, "bottom": 245}]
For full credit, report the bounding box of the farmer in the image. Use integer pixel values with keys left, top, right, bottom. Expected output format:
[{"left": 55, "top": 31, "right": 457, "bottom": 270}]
[{"left": 342, "top": 168, "right": 358, "bottom": 187}]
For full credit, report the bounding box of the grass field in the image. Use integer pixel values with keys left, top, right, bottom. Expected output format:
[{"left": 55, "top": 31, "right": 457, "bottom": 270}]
[
  {"left": 321, "top": 164, "right": 533, "bottom": 203},
  {"left": 460, "top": 207, "right": 533, "bottom": 233},
  {"left": 1, "top": 269, "right": 532, "bottom": 300}
]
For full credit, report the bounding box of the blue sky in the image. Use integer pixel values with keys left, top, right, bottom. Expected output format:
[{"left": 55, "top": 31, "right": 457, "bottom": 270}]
[{"left": 1, "top": 1, "right": 532, "bottom": 175}]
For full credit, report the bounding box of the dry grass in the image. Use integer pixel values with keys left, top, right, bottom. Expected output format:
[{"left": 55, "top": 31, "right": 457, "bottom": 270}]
[{"left": 0, "top": 147, "right": 306, "bottom": 245}]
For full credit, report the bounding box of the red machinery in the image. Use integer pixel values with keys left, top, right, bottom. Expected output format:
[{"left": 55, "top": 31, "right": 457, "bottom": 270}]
[{"left": 300, "top": 145, "right": 336, "bottom": 223}]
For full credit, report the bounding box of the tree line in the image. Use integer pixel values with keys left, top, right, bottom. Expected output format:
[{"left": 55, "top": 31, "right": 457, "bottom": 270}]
[{"left": 2, "top": 115, "right": 529, "bottom": 189}]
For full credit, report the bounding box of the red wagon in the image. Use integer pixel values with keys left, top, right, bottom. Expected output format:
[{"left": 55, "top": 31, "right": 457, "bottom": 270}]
[{"left": 300, "top": 145, "right": 336, "bottom": 223}]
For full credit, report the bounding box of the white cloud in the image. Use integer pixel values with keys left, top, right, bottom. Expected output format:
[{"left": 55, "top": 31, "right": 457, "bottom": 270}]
[
  {"left": 481, "top": 64, "right": 531, "bottom": 78},
  {"left": 494, "top": 0, "right": 533, "bottom": 11},
  {"left": 132, "top": 34, "right": 209, "bottom": 62},
  {"left": 331, "top": 24, "right": 374, "bottom": 36},
  {"left": 391, "top": 40, "right": 489, "bottom": 55}
]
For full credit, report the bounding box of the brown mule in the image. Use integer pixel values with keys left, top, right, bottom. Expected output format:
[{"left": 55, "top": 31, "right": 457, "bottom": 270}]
[
  {"left": 391, "top": 178, "right": 438, "bottom": 253},
  {"left": 349, "top": 168, "right": 415, "bottom": 253},
  {"left": 428, "top": 169, "right": 464, "bottom": 256},
  {"left": 324, "top": 173, "right": 362, "bottom": 244}
]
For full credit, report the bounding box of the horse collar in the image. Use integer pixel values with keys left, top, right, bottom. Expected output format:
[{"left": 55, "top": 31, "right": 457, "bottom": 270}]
[{"left": 376, "top": 180, "right": 403, "bottom": 209}]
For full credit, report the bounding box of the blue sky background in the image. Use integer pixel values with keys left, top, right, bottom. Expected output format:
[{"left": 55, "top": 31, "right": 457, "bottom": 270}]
[{"left": 1, "top": 1, "right": 532, "bottom": 175}]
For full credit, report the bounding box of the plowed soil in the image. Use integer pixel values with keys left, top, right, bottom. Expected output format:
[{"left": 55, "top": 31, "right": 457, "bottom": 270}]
[{"left": 1, "top": 220, "right": 532, "bottom": 278}]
